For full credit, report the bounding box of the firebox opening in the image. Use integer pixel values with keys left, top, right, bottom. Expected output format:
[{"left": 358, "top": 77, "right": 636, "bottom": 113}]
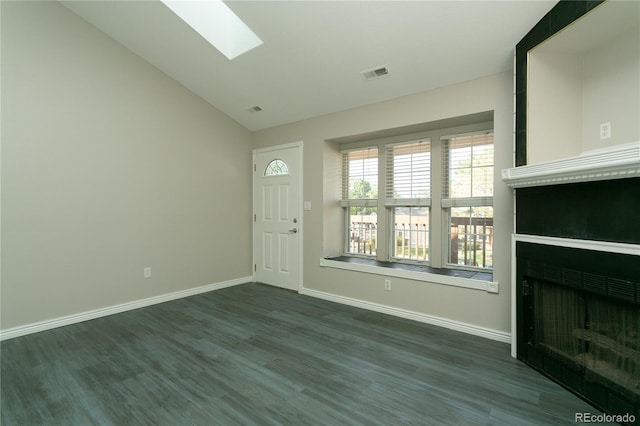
[
  {"left": 530, "top": 280, "right": 639, "bottom": 407},
  {"left": 516, "top": 241, "right": 640, "bottom": 422}
]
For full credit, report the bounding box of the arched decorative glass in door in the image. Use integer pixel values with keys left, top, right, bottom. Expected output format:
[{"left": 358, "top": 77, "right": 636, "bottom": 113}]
[{"left": 264, "top": 159, "right": 289, "bottom": 176}]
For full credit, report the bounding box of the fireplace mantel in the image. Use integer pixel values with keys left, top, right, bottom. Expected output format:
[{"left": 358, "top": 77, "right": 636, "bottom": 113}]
[{"left": 502, "top": 142, "right": 640, "bottom": 189}]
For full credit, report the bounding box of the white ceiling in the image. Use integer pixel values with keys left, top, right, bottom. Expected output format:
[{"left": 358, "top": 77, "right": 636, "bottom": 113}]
[{"left": 61, "top": 1, "right": 556, "bottom": 131}]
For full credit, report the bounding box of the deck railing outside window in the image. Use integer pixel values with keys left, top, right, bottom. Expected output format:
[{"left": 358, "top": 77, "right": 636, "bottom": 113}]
[
  {"left": 348, "top": 216, "right": 493, "bottom": 268},
  {"left": 449, "top": 217, "right": 493, "bottom": 268},
  {"left": 348, "top": 221, "right": 377, "bottom": 255},
  {"left": 393, "top": 222, "right": 429, "bottom": 260}
]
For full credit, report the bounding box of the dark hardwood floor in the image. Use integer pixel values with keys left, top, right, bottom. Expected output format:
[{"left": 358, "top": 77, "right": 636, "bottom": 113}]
[{"left": 1, "top": 283, "right": 612, "bottom": 425}]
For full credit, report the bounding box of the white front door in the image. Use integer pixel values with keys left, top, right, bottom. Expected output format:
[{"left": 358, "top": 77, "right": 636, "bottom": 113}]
[{"left": 253, "top": 143, "right": 301, "bottom": 291}]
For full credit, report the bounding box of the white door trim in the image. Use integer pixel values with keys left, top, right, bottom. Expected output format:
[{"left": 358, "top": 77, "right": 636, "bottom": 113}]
[{"left": 252, "top": 141, "right": 304, "bottom": 292}]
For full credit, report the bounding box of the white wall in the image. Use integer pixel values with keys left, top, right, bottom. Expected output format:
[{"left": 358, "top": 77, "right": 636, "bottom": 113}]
[
  {"left": 1, "top": 1, "right": 253, "bottom": 331},
  {"left": 582, "top": 26, "right": 640, "bottom": 151},
  {"left": 527, "top": 52, "right": 583, "bottom": 163},
  {"left": 527, "top": 25, "right": 639, "bottom": 163},
  {"left": 253, "top": 72, "right": 514, "bottom": 336}
]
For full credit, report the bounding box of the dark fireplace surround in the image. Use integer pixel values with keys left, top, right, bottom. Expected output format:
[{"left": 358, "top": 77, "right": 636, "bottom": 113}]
[
  {"left": 513, "top": 2, "right": 640, "bottom": 422},
  {"left": 515, "top": 178, "right": 640, "bottom": 420}
]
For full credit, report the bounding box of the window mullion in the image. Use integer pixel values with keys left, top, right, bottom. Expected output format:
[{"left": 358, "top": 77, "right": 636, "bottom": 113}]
[{"left": 377, "top": 146, "right": 388, "bottom": 261}]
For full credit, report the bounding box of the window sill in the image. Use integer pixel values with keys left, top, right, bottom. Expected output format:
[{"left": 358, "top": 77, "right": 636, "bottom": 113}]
[{"left": 320, "top": 256, "right": 498, "bottom": 293}]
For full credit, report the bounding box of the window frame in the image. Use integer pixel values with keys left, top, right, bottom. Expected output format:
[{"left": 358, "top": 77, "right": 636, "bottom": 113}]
[
  {"left": 338, "top": 125, "right": 494, "bottom": 273},
  {"left": 340, "top": 146, "right": 379, "bottom": 258},
  {"left": 441, "top": 131, "right": 494, "bottom": 271},
  {"left": 384, "top": 138, "right": 432, "bottom": 265},
  {"left": 263, "top": 159, "right": 290, "bottom": 176}
]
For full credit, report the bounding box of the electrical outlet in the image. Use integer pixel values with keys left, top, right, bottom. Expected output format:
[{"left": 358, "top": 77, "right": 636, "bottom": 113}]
[
  {"left": 600, "top": 121, "right": 611, "bottom": 140},
  {"left": 487, "top": 282, "right": 499, "bottom": 294},
  {"left": 144, "top": 267, "right": 152, "bottom": 279},
  {"left": 384, "top": 279, "right": 391, "bottom": 291}
]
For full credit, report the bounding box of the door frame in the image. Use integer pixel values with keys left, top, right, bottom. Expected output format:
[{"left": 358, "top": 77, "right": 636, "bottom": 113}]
[{"left": 252, "top": 141, "right": 304, "bottom": 292}]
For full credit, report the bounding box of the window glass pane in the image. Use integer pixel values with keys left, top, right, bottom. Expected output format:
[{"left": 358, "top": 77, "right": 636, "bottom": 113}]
[
  {"left": 388, "top": 140, "right": 430, "bottom": 199},
  {"left": 347, "top": 207, "right": 377, "bottom": 256},
  {"left": 450, "top": 170, "right": 471, "bottom": 198},
  {"left": 392, "top": 207, "right": 429, "bottom": 261},
  {"left": 471, "top": 166, "right": 493, "bottom": 197},
  {"left": 264, "top": 159, "right": 289, "bottom": 176},
  {"left": 444, "top": 133, "right": 493, "bottom": 198},
  {"left": 448, "top": 206, "right": 493, "bottom": 269},
  {"left": 343, "top": 148, "right": 378, "bottom": 200},
  {"left": 472, "top": 143, "right": 493, "bottom": 167}
]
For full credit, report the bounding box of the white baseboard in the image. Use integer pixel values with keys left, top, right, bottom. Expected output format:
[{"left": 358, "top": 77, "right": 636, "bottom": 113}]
[
  {"left": 300, "top": 287, "right": 511, "bottom": 344},
  {"left": 0, "top": 276, "right": 252, "bottom": 341}
]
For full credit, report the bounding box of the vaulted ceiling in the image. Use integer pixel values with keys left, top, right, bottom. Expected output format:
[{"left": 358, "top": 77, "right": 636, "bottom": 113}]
[{"left": 62, "top": 1, "right": 556, "bottom": 131}]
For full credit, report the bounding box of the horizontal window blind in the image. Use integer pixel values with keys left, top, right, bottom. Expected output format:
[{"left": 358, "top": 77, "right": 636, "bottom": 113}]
[
  {"left": 385, "top": 139, "right": 431, "bottom": 206},
  {"left": 341, "top": 147, "right": 378, "bottom": 201},
  {"left": 339, "top": 199, "right": 378, "bottom": 208},
  {"left": 441, "top": 197, "right": 493, "bottom": 208},
  {"left": 442, "top": 132, "right": 493, "bottom": 199}
]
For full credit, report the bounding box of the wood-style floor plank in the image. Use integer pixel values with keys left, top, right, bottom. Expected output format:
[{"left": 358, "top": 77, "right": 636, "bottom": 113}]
[{"left": 1, "top": 283, "right": 613, "bottom": 425}]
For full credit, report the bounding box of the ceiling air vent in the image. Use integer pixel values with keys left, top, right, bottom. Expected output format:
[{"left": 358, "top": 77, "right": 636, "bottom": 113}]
[
  {"left": 248, "top": 105, "right": 263, "bottom": 112},
  {"left": 361, "top": 66, "right": 390, "bottom": 81}
]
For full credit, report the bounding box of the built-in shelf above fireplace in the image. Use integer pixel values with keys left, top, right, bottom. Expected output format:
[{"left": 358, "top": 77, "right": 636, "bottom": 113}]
[{"left": 502, "top": 141, "right": 640, "bottom": 189}]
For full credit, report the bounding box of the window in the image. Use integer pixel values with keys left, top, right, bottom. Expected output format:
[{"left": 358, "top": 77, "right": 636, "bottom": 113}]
[
  {"left": 338, "top": 127, "right": 494, "bottom": 272},
  {"left": 385, "top": 139, "right": 431, "bottom": 262},
  {"left": 442, "top": 132, "right": 494, "bottom": 269},
  {"left": 264, "top": 159, "right": 289, "bottom": 176},
  {"left": 341, "top": 147, "right": 378, "bottom": 256}
]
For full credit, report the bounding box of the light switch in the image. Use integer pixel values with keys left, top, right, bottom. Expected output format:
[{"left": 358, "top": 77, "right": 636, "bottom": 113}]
[{"left": 303, "top": 201, "right": 312, "bottom": 211}]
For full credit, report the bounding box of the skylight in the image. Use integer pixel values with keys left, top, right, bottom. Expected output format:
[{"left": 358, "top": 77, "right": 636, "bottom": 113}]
[{"left": 161, "top": 0, "right": 263, "bottom": 60}]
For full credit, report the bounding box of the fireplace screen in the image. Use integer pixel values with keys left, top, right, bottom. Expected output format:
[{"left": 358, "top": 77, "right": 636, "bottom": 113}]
[{"left": 533, "top": 280, "right": 640, "bottom": 403}]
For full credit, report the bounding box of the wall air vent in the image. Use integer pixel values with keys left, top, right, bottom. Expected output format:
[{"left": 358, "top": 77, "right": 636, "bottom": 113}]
[{"left": 361, "top": 66, "right": 390, "bottom": 81}]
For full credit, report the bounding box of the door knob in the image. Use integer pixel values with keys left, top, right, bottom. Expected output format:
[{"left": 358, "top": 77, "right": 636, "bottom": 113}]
[{"left": 288, "top": 228, "right": 298, "bottom": 234}]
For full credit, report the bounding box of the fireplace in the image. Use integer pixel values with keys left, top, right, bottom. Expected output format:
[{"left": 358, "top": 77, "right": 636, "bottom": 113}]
[
  {"left": 508, "top": 1, "right": 640, "bottom": 420},
  {"left": 517, "top": 242, "right": 640, "bottom": 420},
  {"left": 502, "top": 143, "right": 640, "bottom": 422}
]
